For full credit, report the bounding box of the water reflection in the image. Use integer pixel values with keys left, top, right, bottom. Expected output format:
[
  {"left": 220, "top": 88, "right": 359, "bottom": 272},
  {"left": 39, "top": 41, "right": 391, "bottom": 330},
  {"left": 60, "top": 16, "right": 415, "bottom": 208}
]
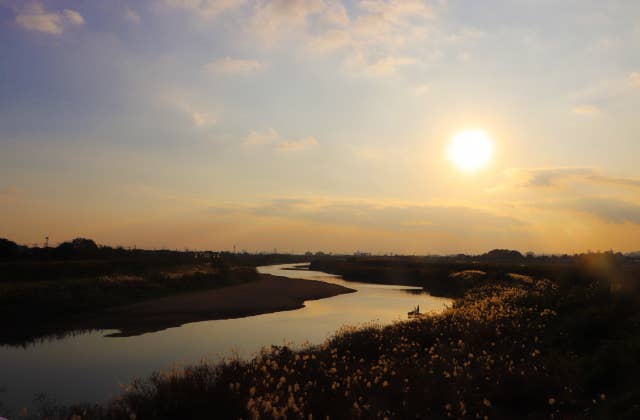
[{"left": 0, "top": 263, "right": 451, "bottom": 413}]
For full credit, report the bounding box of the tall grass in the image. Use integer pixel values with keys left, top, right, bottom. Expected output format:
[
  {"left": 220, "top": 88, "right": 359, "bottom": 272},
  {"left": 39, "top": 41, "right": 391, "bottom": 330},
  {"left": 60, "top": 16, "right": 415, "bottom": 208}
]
[{"left": 49, "top": 265, "right": 640, "bottom": 419}]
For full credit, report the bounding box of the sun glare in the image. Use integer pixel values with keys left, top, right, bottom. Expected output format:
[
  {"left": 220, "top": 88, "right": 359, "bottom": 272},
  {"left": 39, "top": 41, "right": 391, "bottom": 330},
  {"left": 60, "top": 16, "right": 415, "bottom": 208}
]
[{"left": 448, "top": 130, "right": 494, "bottom": 172}]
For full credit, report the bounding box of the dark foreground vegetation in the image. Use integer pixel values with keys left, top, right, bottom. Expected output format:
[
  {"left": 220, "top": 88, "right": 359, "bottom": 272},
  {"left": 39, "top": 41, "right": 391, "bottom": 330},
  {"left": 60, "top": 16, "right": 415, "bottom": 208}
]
[
  {"left": 1, "top": 237, "right": 299, "bottom": 345},
  {"left": 309, "top": 249, "right": 638, "bottom": 298},
  {"left": 10, "top": 251, "right": 639, "bottom": 419}
]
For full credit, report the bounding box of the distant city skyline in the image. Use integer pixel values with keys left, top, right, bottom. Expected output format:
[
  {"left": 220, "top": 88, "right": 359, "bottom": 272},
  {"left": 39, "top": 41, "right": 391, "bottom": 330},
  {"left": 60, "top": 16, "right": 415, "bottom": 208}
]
[{"left": 2, "top": 1, "right": 640, "bottom": 254}]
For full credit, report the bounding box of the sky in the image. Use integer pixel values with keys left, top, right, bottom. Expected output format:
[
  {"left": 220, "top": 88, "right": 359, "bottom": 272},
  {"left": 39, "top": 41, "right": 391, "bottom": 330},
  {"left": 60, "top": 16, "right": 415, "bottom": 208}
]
[{"left": 1, "top": 0, "right": 640, "bottom": 254}]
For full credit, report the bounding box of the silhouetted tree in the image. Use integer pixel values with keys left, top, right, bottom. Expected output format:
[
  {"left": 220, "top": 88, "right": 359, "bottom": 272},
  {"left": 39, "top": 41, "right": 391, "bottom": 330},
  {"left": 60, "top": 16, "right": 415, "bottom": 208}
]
[
  {"left": 0, "top": 238, "right": 21, "bottom": 260},
  {"left": 54, "top": 238, "right": 99, "bottom": 259}
]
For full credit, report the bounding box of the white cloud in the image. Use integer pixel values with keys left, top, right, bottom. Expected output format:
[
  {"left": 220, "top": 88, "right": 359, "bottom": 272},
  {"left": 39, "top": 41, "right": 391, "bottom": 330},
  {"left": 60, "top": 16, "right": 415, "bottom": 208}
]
[
  {"left": 205, "top": 57, "right": 264, "bottom": 75},
  {"left": 276, "top": 137, "right": 318, "bottom": 152},
  {"left": 15, "top": 3, "right": 85, "bottom": 35}
]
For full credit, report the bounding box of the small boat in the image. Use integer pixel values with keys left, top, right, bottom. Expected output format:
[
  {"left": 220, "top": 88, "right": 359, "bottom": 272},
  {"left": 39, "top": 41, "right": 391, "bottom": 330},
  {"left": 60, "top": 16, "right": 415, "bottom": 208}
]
[{"left": 407, "top": 305, "right": 420, "bottom": 318}]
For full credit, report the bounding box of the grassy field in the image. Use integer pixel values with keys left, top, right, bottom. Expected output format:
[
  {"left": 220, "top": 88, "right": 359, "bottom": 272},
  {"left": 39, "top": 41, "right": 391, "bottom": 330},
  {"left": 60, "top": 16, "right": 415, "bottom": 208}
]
[{"left": 16, "top": 254, "right": 640, "bottom": 419}]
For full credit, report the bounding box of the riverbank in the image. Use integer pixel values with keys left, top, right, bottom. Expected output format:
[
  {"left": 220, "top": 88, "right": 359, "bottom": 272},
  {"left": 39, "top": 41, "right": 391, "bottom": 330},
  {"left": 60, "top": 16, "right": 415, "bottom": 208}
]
[
  {"left": 83, "top": 274, "right": 356, "bottom": 337},
  {"left": 0, "top": 263, "right": 260, "bottom": 345},
  {"left": 44, "top": 259, "right": 640, "bottom": 419},
  {"left": 0, "top": 268, "right": 355, "bottom": 344}
]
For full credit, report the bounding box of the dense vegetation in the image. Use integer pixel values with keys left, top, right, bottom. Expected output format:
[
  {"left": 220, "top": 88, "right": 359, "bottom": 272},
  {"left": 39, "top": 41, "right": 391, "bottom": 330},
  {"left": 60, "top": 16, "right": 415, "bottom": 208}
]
[
  {"left": 309, "top": 251, "right": 636, "bottom": 297},
  {"left": 11, "top": 253, "right": 638, "bottom": 419},
  {"left": 0, "top": 238, "right": 268, "bottom": 345}
]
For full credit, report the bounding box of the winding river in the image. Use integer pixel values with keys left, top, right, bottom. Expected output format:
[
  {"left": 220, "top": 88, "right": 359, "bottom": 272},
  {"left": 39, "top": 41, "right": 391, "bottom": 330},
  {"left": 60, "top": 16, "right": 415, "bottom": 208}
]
[{"left": 0, "top": 263, "right": 451, "bottom": 413}]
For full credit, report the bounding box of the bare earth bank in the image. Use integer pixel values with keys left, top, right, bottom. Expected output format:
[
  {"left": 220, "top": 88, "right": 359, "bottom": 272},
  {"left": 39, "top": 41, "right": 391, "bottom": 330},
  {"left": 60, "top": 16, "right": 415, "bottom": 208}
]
[{"left": 84, "top": 274, "right": 356, "bottom": 337}]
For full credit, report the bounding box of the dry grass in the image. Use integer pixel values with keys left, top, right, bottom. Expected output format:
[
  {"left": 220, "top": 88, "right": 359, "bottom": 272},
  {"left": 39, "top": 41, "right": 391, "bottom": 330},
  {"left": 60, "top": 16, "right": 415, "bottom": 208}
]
[{"left": 48, "top": 268, "right": 640, "bottom": 419}]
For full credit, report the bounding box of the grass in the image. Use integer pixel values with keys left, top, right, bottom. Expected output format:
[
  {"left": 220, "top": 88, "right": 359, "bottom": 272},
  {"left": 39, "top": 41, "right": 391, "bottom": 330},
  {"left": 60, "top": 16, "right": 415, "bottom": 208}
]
[
  {"left": 25, "top": 257, "right": 640, "bottom": 419},
  {"left": 0, "top": 262, "right": 258, "bottom": 345}
]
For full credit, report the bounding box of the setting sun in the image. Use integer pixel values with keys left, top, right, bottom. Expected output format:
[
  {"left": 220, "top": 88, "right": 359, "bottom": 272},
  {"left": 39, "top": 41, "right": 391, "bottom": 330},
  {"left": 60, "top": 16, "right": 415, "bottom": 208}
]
[
  {"left": 3, "top": 2, "right": 640, "bottom": 417},
  {"left": 448, "top": 130, "right": 494, "bottom": 172}
]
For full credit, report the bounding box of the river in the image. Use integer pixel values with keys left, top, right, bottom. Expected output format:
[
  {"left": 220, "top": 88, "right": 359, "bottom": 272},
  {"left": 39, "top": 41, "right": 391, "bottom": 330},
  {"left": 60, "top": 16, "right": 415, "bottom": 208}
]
[{"left": 0, "top": 263, "right": 451, "bottom": 413}]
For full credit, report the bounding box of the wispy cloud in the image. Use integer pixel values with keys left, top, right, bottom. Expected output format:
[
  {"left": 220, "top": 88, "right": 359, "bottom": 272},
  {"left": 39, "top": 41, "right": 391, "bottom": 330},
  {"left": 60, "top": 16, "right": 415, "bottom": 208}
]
[
  {"left": 163, "top": 0, "right": 246, "bottom": 19},
  {"left": 276, "top": 137, "right": 318, "bottom": 152},
  {"left": 345, "top": 52, "right": 416, "bottom": 77},
  {"left": 243, "top": 128, "right": 279, "bottom": 146},
  {"left": 205, "top": 57, "right": 264, "bottom": 75},
  {"left": 244, "top": 129, "right": 318, "bottom": 152},
  {"left": 249, "top": 0, "right": 349, "bottom": 44},
  {"left": 571, "top": 104, "right": 601, "bottom": 116},
  {"left": 167, "top": 93, "right": 219, "bottom": 128},
  {"left": 570, "top": 198, "right": 640, "bottom": 224},
  {"left": 504, "top": 167, "right": 640, "bottom": 189},
  {"left": 207, "top": 196, "right": 523, "bottom": 232},
  {"left": 15, "top": 3, "right": 85, "bottom": 35},
  {"left": 190, "top": 112, "right": 217, "bottom": 127}
]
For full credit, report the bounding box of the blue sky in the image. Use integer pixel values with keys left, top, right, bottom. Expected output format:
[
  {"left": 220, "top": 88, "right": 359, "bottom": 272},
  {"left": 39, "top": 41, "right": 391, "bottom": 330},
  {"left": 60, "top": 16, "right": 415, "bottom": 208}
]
[{"left": 1, "top": 0, "right": 640, "bottom": 253}]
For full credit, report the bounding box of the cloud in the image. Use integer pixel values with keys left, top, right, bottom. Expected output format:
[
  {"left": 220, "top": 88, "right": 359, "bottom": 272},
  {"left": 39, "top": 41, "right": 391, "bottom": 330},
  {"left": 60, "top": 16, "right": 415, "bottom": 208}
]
[
  {"left": 307, "top": 0, "right": 433, "bottom": 75},
  {"left": 163, "top": 0, "right": 246, "bottom": 19},
  {"left": 505, "top": 167, "right": 595, "bottom": 188},
  {"left": 504, "top": 167, "right": 640, "bottom": 190},
  {"left": 62, "top": 9, "right": 84, "bottom": 26},
  {"left": 568, "top": 198, "right": 640, "bottom": 224},
  {"left": 124, "top": 8, "right": 141, "bottom": 24},
  {"left": 358, "top": 0, "right": 433, "bottom": 22},
  {"left": 167, "top": 94, "right": 219, "bottom": 128},
  {"left": 208, "top": 196, "right": 523, "bottom": 233},
  {"left": 190, "top": 112, "right": 217, "bottom": 127},
  {"left": 276, "top": 137, "right": 318, "bottom": 152},
  {"left": 205, "top": 57, "right": 264, "bottom": 75},
  {"left": 307, "top": 28, "right": 352, "bottom": 53},
  {"left": 15, "top": 3, "right": 85, "bottom": 35},
  {"left": 244, "top": 128, "right": 279, "bottom": 146},
  {"left": 345, "top": 52, "right": 415, "bottom": 76},
  {"left": 243, "top": 129, "right": 318, "bottom": 151},
  {"left": 571, "top": 104, "right": 601, "bottom": 116},
  {"left": 572, "top": 72, "right": 640, "bottom": 108},
  {"left": 250, "top": 0, "right": 349, "bottom": 44}
]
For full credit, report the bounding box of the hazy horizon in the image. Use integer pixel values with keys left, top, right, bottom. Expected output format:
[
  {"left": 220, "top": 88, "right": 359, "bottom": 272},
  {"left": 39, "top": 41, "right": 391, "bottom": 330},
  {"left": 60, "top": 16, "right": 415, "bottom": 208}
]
[{"left": 2, "top": 1, "right": 640, "bottom": 254}]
